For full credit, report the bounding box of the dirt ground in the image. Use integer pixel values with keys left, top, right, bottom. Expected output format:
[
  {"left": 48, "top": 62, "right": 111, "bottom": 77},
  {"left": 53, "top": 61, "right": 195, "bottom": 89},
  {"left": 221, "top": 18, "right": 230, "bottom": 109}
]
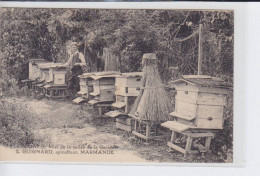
[{"left": 16, "top": 97, "right": 223, "bottom": 163}]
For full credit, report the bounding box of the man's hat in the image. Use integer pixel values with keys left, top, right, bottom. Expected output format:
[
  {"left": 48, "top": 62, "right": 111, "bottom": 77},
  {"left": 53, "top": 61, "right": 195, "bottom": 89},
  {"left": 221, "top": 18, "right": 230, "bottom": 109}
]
[
  {"left": 71, "top": 42, "right": 79, "bottom": 47},
  {"left": 142, "top": 53, "right": 157, "bottom": 60}
]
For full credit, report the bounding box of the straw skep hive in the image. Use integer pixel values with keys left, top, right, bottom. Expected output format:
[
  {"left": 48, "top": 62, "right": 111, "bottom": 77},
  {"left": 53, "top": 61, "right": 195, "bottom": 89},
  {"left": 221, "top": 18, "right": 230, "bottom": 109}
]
[{"left": 129, "top": 53, "right": 171, "bottom": 123}]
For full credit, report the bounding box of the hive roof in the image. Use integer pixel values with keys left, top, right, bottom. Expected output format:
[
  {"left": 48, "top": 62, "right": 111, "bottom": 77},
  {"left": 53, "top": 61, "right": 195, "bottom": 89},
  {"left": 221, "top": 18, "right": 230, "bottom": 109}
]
[{"left": 169, "top": 75, "right": 232, "bottom": 88}]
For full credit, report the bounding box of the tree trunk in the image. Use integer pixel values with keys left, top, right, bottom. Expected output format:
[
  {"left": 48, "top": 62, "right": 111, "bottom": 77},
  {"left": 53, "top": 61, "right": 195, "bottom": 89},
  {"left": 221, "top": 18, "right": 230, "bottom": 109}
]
[{"left": 104, "top": 48, "right": 120, "bottom": 72}]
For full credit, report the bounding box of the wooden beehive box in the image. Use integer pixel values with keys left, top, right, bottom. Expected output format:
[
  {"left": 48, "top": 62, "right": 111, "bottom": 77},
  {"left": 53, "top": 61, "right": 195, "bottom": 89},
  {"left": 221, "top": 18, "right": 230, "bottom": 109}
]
[
  {"left": 29, "top": 59, "right": 45, "bottom": 80},
  {"left": 78, "top": 72, "right": 95, "bottom": 97},
  {"left": 48, "top": 64, "right": 66, "bottom": 85},
  {"left": 72, "top": 72, "right": 96, "bottom": 104},
  {"left": 38, "top": 63, "right": 55, "bottom": 83},
  {"left": 41, "top": 64, "right": 67, "bottom": 99},
  {"left": 38, "top": 63, "right": 65, "bottom": 85},
  {"left": 105, "top": 72, "right": 142, "bottom": 132},
  {"left": 115, "top": 72, "right": 143, "bottom": 97},
  {"left": 106, "top": 72, "right": 143, "bottom": 113},
  {"left": 88, "top": 71, "right": 121, "bottom": 105},
  {"left": 168, "top": 75, "right": 232, "bottom": 130}
]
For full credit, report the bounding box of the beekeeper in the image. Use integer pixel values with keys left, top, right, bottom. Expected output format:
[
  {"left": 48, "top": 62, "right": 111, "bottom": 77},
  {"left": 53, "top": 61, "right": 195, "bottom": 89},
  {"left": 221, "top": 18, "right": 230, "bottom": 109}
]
[
  {"left": 63, "top": 42, "right": 86, "bottom": 68},
  {"left": 62, "top": 42, "right": 86, "bottom": 96}
]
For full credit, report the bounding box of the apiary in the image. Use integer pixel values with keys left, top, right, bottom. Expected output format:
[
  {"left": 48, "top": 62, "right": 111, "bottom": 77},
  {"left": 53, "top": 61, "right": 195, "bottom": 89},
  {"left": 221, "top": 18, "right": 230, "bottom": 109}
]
[
  {"left": 105, "top": 72, "right": 143, "bottom": 131},
  {"left": 161, "top": 75, "right": 232, "bottom": 155},
  {"left": 72, "top": 72, "right": 95, "bottom": 104}
]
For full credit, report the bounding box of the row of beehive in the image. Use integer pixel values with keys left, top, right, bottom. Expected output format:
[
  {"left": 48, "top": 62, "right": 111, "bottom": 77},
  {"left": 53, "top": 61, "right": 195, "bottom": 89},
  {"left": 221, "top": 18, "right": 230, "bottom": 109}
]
[
  {"left": 23, "top": 59, "right": 68, "bottom": 99},
  {"left": 75, "top": 71, "right": 231, "bottom": 131},
  {"left": 74, "top": 72, "right": 141, "bottom": 107},
  {"left": 26, "top": 59, "right": 230, "bottom": 131},
  {"left": 73, "top": 71, "right": 143, "bottom": 131},
  {"left": 23, "top": 59, "right": 232, "bottom": 155}
]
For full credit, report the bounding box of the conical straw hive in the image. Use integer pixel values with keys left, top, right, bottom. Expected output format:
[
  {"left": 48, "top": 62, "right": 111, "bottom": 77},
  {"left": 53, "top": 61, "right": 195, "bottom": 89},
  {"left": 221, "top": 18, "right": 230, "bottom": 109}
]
[{"left": 129, "top": 53, "right": 171, "bottom": 123}]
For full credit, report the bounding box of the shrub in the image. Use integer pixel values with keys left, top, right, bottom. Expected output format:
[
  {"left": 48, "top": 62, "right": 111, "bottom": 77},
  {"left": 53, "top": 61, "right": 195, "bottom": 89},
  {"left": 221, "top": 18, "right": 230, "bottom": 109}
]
[
  {"left": 0, "top": 98, "right": 38, "bottom": 147},
  {"left": 211, "top": 90, "right": 233, "bottom": 162}
]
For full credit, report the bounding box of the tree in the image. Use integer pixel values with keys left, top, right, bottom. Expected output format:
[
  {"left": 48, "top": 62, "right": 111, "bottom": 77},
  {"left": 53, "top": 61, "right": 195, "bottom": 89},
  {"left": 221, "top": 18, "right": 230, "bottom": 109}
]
[
  {"left": 0, "top": 8, "right": 56, "bottom": 80},
  {"left": 0, "top": 8, "right": 234, "bottom": 83}
]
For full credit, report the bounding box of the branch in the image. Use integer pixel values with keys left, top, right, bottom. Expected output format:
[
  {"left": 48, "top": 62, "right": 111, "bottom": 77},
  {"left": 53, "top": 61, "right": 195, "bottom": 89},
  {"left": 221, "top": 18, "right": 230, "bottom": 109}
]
[
  {"left": 174, "top": 12, "right": 190, "bottom": 38},
  {"left": 174, "top": 30, "right": 199, "bottom": 43}
]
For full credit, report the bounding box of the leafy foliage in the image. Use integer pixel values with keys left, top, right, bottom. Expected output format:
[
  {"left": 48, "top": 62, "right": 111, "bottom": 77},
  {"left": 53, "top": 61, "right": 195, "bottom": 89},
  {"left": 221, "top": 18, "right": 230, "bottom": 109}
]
[
  {"left": 0, "top": 98, "right": 39, "bottom": 147},
  {"left": 0, "top": 8, "right": 233, "bottom": 81}
]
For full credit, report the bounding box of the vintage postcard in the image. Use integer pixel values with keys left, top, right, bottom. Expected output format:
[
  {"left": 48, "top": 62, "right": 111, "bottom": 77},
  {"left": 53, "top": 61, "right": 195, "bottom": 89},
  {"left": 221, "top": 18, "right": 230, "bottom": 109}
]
[{"left": 0, "top": 2, "right": 245, "bottom": 165}]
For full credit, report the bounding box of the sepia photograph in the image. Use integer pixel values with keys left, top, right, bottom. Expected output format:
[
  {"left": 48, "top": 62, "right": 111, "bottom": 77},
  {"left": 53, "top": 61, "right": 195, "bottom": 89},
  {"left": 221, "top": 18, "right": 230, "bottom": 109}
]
[{"left": 0, "top": 6, "right": 235, "bottom": 164}]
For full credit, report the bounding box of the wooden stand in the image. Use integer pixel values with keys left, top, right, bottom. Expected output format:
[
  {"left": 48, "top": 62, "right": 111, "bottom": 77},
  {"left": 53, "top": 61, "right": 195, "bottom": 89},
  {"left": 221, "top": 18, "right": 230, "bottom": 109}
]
[
  {"left": 96, "top": 103, "right": 113, "bottom": 116},
  {"left": 31, "top": 81, "right": 38, "bottom": 91},
  {"left": 105, "top": 110, "right": 133, "bottom": 131},
  {"left": 132, "top": 119, "right": 166, "bottom": 142},
  {"left": 167, "top": 130, "right": 215, "bottom": 156},
  {"left": 161, "top": 120, "right": 216, "bottom": 156},
  {"left": 21, "top": 79, "right": 34, "bottom": 89},
  {"left": 116, "top": 118, "right": 133, "bottom": 132},
  {"left": 35, "top": 84, "right": 44, "bottom": 93},
  {"left": 45, "top": 85, "right": 67, "bottom": 99}
]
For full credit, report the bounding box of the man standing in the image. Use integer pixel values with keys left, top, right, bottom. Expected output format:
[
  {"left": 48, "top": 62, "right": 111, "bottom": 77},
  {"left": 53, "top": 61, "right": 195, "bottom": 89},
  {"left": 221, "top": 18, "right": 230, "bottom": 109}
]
[{"left": 62, "top": 42, "right": 86, "bottom": 97}]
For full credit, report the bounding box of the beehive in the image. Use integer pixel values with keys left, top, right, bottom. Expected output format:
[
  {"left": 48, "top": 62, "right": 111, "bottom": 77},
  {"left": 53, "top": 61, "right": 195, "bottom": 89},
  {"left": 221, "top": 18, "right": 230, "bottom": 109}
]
[
  {"left": 167, "top": 75, "right": 232, "bottom": 130},
  {"left": 72, "top": 72, "right": 95, "bottom": 104},
  {"left": 48, "top": 64, "right": 66, "bottom": 85},
  {"left": 161, "top": 75, "right": 232, "bottom": 155},
  {"left": 42, "top": 64, "right": 67, "bottom": 99},
  {"left": 21, "top": 59, "right": 45, "bottom": 89},
  {"left": 115, "top": 72, "right": 142, "bottom": 96},
  {"left": 105, "top": 72, "right": 143, "bottom": 131},
  {"left": 113, "top": 72, "right": 143, "bottom": 112},
  {"left": 38, "top": 63, "right": 55, "bottom": 83},
  {"left": 78, "top": 72, "right": 95, "bottom": 97},
  {"left": 88, "top": 71, "right": 121, "bottom": 105},
  {"left": 32, "top": 62, "right": 54, "bottom": 93},
  {"left": 28, "top": 59, "right": 45, "bottom": 80}
]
